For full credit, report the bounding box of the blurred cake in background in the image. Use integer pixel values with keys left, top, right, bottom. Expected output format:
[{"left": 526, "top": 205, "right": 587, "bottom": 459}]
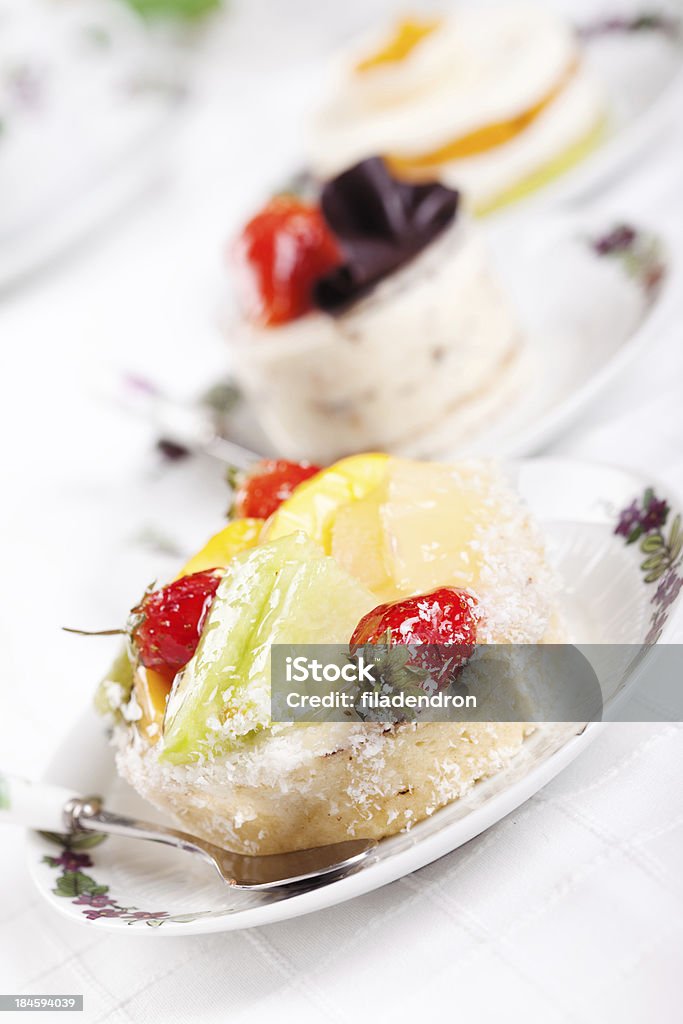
[
  {"left": 307, "top": 4, "right": 605, "bottom": 214},
  {"left": 226, "top": 157, "right": 524, "bottom": 463}
]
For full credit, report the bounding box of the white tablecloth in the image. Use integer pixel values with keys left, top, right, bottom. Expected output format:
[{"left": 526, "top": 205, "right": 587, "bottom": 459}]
[{"left": 1, "top": 2, "right": 682, "bottom": 1020}]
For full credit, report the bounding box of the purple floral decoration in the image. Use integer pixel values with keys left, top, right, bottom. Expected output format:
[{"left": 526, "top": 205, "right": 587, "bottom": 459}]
[
  {"left": 46, "top": 849, "right": 95, "bottom": 873},
  {"left": 591, "top": 224, "right": 666, "bottom": 297},
  {"left": 615, "top": 488, "right": 683, "bottom": 643},
  {"left": 615, "top": 488, "right": 670, "bottom": 545},
  {"left": 594, "top": 225, "right": 637, "bottom": 257},
  {"left": 41, "top": 833, "right": 171, "bottom": 927},
  {"left": 579, "top": 13, "right": 680, "bottom": 40}
]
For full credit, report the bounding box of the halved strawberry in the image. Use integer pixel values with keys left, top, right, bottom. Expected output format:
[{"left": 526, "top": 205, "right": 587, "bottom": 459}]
[
  {"left": 350, "top": 587, "right": 478, "bottom": 689},
  {"left": 233, "top": 197, "right": 341, "bottom": 326},
  {"left": 130, "top": 570, "right": 223, "bottom": 685},
  {"left": 232, "top": 459, "right": 322, "bottom": 520}
]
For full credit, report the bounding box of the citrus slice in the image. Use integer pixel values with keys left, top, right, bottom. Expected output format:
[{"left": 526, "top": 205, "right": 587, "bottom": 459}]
[
  {"left": 177, "top": 518, "right": 263, "bottom": 578},
  {"left": 266, "top": 453, "right": 389, "bottom": 552}
]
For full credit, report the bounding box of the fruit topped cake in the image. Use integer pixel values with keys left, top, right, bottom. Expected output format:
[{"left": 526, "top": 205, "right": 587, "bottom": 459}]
[
  {"left": 97, "top": 454, "right": 564, "bottom": 855},
  {"left": 228, "top": 158, "right": 523, "bottom": 463},
  {"left": 307, "top": 4, "right": 605, "bottom": 214}
]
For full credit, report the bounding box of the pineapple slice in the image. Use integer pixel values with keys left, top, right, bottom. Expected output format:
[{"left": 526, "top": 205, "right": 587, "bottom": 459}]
[
  {"left": 381, "top": 459, "right": 497, "bottom": 595},
  {"left": 328, "top": 458, "right": 502, "bottom": 600},
  {"left": 331, "top": 484, "right": 394, "bottom": 599}
]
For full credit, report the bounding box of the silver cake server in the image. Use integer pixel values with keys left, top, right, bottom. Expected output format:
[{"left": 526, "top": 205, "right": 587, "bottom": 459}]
[{"left": 1, "top": 774, "right": 377, "bottom": 892}]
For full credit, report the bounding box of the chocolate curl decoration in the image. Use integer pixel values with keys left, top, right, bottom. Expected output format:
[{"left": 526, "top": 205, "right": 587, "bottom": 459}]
[{"left": 313, "top": 157, "right": 459, "bottom": 314}]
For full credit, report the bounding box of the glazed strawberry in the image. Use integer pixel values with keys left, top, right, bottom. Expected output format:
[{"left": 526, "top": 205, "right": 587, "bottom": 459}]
[
  {"left": 131, "top": 570, "right": 223, "bottom": 684},
  {"left": 350, "top": 587, "right": 478, "bottom": 688},
  {"left": 234, "top": 197, "right": 341, "bottom": 326},
  {"left": 233, "top": 459, "right": 321, "bottom": 520}
]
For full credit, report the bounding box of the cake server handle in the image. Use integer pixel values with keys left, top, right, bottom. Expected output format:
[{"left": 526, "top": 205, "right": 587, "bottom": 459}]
[{"left": 0, "top": 772, "right": 82, "bottom": 833}]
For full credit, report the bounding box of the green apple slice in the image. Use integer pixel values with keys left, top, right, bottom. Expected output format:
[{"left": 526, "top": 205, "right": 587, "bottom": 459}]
[{"left": 161, "top": 532, "right": 375, "bottom": 764}]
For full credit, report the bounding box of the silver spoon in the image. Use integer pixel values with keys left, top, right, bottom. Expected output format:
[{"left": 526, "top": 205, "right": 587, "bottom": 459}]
[{"left": 1, "top": 774, "right": 377, "bottom": 892}]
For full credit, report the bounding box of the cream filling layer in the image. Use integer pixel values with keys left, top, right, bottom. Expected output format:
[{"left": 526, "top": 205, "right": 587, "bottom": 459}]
[
  {"left": 436, "top": 67, "right": 605, "bottom": 211},
  {"left": 309, "top": 5, "right": 587, "bottom": 177}
]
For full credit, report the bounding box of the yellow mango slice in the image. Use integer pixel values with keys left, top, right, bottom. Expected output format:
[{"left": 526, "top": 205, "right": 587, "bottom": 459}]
[
  {"left": 177, "top": 518, "right": 263, "bottom": 578},
  {"left": 134, "top": 667, "right": 172, "bottom": 744},
  {"left": 355, "top": 17, "right": 440, "bottom": 73},
  {"left": 266, "top": 453, "right": 389, "bottom": 552}
]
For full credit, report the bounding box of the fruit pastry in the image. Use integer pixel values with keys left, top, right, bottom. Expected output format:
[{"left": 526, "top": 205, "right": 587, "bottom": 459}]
[
  {"left": 307, "top": 4, "right": 605, "bottom": 215},
  {"left": 228, "top": 157, "right": 524, "bottom": 463},
  {"left": 97, "top": 454, "right": 565, "bottom": 855}
]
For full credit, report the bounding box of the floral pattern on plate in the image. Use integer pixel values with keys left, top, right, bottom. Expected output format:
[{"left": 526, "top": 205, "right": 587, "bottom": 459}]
[
  {"left": 615, "top": 488, "right": 683, "bottom": 643},
  {"left": 591, "top": 224, "right": 666, "bottom": 297},
  {"left": 40, "top": 831, "right": 210, "bottom": 927}
]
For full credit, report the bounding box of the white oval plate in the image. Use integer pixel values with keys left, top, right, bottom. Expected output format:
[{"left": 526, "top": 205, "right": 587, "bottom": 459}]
[{"left": 27, "top": 456, "right": 683, "bottom": 934}]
